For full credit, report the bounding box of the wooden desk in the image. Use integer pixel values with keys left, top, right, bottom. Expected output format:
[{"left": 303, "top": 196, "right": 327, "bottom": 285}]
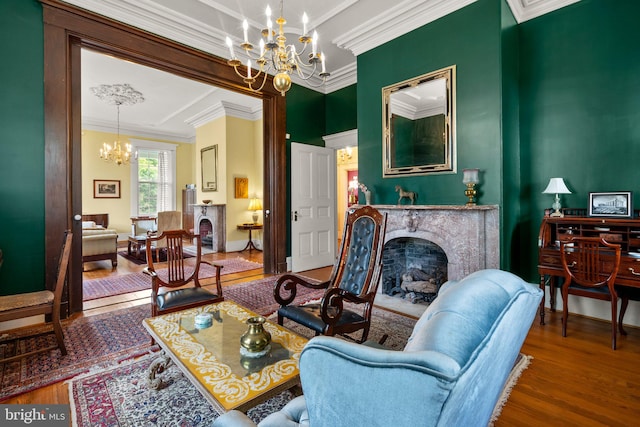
[
  {"left": 538, "top": 212, "right": 640, "bottom": 325},
  {"left": 237, "top": 223, "right": 263, "bottom": 252}
]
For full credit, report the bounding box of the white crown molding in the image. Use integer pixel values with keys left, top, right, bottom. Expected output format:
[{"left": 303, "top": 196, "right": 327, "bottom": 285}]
[
  {"left": 507, "top": 0, "right": 581, "bottom": 23},
  {"left": 323, "top": 62, "right": 357, "bottom": 93},
  {"left": 82, "top": 117, "right": 195, "bottom": 143},
  {"left": 64, "top": 0, "right": 231, "bottom": 61},
  {"left": 333, "top": 0, "right": 477, "bottom": 57},
  {"left": 185, "top": 101, "right": 262, "bottom": 128},
  {"left": 323, "top": 129, "right": 358, "bottom": 149}
]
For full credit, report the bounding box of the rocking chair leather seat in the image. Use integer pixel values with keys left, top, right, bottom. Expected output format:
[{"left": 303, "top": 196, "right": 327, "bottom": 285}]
[
  {"left": 275, "top": 206, "right": 387, "bottom": 343},
  {"left": 155, "top": 287, "right": 220, "bottom": 313}
]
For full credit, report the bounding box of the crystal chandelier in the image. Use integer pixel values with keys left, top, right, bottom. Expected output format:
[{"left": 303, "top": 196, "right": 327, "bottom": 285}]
[
  {"left": 90, "top": 83, "right": 144, "bottom": 165},
  {"left": 225, "top": 1, "right": 330, "bottom": 96}
]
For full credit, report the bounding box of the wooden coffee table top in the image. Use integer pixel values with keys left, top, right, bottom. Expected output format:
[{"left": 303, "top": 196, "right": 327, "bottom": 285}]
[{"left": 143, "top": 300, "right": 308, "bottom": 413}]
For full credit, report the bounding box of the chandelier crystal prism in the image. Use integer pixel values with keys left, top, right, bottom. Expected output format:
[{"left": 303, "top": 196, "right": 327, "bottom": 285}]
[
  {"left": 225, "top": 1, "right": 330, "bottom": 96},
  {"left": 90, "top": 83, "right": 144, "bottom": 166}
]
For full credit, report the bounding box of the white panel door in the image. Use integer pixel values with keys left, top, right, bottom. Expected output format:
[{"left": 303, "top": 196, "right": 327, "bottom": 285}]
[{"left": 291, "top": 142, "right": 336, "bottom": 272}]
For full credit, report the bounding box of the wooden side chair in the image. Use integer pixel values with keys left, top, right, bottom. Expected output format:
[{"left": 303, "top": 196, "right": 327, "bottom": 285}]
[
  {"left": 0, "top": 231, "right": 72, "bottom": 363},
  {"left": 560, "top": 236, "right": 621, "bottom": 349},
  {"left": 144, "top": 229, "right": 224, "bottom": 316},
  {"left": 147, "top": 210, "right": 182, "bottom": 261},
  {"left": 275, "top": 206, "right": 387, "bottom": 343}
]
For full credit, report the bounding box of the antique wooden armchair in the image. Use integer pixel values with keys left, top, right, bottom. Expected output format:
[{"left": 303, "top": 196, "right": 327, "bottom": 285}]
[
  {"left": 275, "top": 206, "right": 387, "bottom": 343},
  {"left": 0, "top": 231, "right": 72, "bottom": 363},
  {"left": 560, "top": 236, "right": 621, "bottom": 349},
  {"left": 144, "top": 229, "right": 224, "bottom": 316}
]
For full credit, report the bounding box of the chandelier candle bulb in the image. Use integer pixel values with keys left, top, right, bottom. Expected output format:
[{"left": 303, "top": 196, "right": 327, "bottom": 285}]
[
  {"left": 302, "top": 12, "right": 308, "bottom": 36},
  {"left": 321, "top": 53, "right": 326, "bottom": 73},
  {"left": 225, "top": 36, "right": 235, "bottom": 59},
  {"left": 247, "top": 60, "right": 251, "bottom": 79},
  {"left": 312, "top": 31, "right": 318, "bottom": 56},
  {"left": 242, "top": 19, "right": 248, "bottom": 43}
]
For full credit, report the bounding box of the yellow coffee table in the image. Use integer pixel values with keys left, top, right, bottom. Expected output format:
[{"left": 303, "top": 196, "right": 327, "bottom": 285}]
[{"left": 142, "top": 300, "right": 308, "bottom": 413}]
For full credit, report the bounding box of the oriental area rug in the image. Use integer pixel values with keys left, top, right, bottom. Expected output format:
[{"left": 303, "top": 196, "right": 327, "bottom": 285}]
[
  {"left": 0, "top": 274, "right": 314, "bottom": 401},
  {"left": 83, "top": 257, "right": 263, "bottom": 301}
]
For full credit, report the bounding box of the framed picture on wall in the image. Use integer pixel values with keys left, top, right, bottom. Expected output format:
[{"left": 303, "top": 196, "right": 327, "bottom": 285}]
[
  {"left": 94, "top": 180, "right": 121, "bottom": 198},
  {"left": 588, "top": 191, "right": 632, "bottom": 218},
  {"left": 235, "top": 177, "right": 249, "bottom": 199}
]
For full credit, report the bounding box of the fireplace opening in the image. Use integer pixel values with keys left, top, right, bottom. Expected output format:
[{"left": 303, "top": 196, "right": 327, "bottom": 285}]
[
  {"left": 198, "top": 218, "right": 213, "bottom": 248},
  {"left": 382, "top": 237, "right": 448, "bottom": 304}
]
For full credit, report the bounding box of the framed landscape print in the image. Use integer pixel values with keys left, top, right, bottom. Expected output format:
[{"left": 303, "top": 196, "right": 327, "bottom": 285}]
[
  {"left": 588, "top": 191, "right": 632, "bottom": 218},
  {"left": 94, "top": 180, "right": 121, "bottom": 198}
]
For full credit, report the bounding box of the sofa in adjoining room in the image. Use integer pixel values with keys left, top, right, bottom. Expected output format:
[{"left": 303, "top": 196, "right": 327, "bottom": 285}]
[
  {"left": 82, "top": 221, "right": 118, "bottom": 269},
  {"left": 214, "top": 269, "right": 543, "bottom": 427}
]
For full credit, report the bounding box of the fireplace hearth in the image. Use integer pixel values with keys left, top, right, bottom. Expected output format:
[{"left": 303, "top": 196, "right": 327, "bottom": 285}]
[{"left": 371, "top": 204, "right": 500, "bottom": 316}]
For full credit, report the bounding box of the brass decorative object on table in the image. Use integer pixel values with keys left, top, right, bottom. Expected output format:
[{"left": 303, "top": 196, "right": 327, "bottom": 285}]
[
  {"left": 463, "top": 168, "right": 479, "bottom": 206},
  {"left": 240, "top": 316, "right": 271, "bottom": 357}
]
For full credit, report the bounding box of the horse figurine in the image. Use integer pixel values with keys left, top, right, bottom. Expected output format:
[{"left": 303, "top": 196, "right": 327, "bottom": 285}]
[{"left": 395, "top": 185, "right": 417, "bottom": 205}]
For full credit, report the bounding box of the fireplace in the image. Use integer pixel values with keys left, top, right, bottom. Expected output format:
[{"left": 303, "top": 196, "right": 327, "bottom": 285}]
[
  {"left": 375, "top": 205, "right": 500, "bottom": 315},
  {"left": 193, "top": 204, "right": 226, "bottom": 252},
  {"left": 382, "top": 237, "right": 448, "bottom": 304}
]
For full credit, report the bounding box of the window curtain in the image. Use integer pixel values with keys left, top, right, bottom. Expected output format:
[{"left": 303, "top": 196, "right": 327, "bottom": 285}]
[{"left": 157, "top": 150, "right": 171, "bottom": 212}]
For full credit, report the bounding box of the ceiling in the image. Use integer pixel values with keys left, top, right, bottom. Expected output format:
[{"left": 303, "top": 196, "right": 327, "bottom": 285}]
[{"left": 71, "top": 0, "right": 580, "bottom": 142}]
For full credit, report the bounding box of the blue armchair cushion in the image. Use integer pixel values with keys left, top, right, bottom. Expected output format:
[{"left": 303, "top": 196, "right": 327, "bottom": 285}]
[{"left": 156, "top": 287, "right": 220, "bottom": 311}]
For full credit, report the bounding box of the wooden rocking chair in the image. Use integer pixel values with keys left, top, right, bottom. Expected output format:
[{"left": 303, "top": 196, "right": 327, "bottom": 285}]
[{"left": 275, "top": 206, "right": 387, "bottom": 343}]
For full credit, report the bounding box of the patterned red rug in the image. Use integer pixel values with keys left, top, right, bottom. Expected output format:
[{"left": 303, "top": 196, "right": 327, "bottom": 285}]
[
  {"left": 68, "top": 300, "right": 419, "bottom": 426},
  {"left": 0, "top": 274, "right": 316, "bottom": 401},
  {"left": 0, "top": 304, "right": 154, "bottom": 401},
  {"left": 83, "top": 257, "right": 263, "bottom": 301}
]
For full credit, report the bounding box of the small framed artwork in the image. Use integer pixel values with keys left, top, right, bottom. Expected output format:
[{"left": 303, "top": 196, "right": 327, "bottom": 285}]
[
  {"left": 235, "top": 177, "right": 249, "bottom": 199},
  {"left": 588, "top": 191, "right": 632, "bottom": 218},
  {"left": 94, "top": 180, "right": 121, "bottom": 198}
]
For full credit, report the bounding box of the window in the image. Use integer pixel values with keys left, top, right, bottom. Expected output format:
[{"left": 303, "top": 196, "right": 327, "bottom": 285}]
[{"left": 130, "top": 140, "right": 176, "bottom": 216}]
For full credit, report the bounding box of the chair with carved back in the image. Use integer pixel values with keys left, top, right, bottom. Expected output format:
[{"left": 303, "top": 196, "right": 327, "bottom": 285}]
[
  {"left": 275, "top": 206, "right": 387, "bottom": 343},
  {"left": 0, "top": 231, "right": 72, "bottom": 363},
  {"left": 146, "top": 210, "right": 182, "bottom": 262},
  {"left": 144, "top": 229, "right": 224, "bottom": 316},
  {"left": 560, "top": 236, "right": 621, "bottom": 349}
]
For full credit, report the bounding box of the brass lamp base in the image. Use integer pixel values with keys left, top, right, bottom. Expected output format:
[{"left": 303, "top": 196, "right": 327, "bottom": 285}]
[{"left": 465, "top": 183, "right": 477, "bottom": 206}]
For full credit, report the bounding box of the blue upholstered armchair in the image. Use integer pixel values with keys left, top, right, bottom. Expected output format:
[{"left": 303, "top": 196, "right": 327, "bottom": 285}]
[{"left": 213, "top": 269, "right": 543, "bottom": 427}]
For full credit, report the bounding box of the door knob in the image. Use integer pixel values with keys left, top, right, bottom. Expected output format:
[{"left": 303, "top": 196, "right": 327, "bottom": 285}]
[{"left": 73, "top": 214, "right": 82, "bottom": 221}]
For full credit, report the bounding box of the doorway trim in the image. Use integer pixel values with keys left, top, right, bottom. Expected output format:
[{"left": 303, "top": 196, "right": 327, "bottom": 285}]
[{"left": 41, "top": 0, "right": 287, "bottom": 313}]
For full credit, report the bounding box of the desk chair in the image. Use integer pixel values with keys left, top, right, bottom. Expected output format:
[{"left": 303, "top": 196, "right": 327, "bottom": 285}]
[{"left": 560, "top": 236, "right": 621, "bottom": 349}]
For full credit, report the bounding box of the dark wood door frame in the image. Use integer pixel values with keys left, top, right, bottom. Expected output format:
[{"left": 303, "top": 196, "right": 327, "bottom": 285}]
[{"left": 41, "top": 0, "right": 287, "bottom": 314}]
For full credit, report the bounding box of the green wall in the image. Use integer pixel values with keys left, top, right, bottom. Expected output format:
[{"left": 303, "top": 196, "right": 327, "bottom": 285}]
[
  {"left": 325, "top": 84, "right": 357, "bottom": 135},
  {"left": 519, "top": 0, "right": 640, "bottom": 280},
  {"left": 357, "top": 0, "right": 504, "bottom": 207},
  {"left": 0, "top": 0, "right": 45, "bottom": 294}
]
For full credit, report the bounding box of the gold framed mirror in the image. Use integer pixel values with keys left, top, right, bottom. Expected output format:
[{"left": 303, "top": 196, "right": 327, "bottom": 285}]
[
  {"left": 201, "top": 145, "right": 218, "bottom": 192},
  {"left": 382, "top": 65, "right": 456, "bottom": 177}
]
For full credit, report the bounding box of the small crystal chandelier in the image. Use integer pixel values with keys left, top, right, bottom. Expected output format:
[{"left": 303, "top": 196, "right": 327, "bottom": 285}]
[
  {"left": 225, "top": 1, "right": 330, "bottom": 96},
  {"left": 90, "top": 83, "right": 144, "bottom": 166}
]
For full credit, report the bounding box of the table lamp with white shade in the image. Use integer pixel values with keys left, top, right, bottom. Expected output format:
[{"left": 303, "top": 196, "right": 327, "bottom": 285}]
[
  {"left": 248, "top": 198, "right": 263, "bottom": 224},
  {"left": 543, "top": 178, "right": 571, "bottom": 217}
]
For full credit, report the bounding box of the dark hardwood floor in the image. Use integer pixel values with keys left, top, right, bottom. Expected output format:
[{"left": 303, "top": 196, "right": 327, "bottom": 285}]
[{"left": 4, "top": 250, "right": 640, "bottom": 425}]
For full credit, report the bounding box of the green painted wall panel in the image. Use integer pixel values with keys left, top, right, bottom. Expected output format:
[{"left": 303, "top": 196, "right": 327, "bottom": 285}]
[
  {"left": 357, "top": 0, "right": 503, "bottom": 209},
  {"left": 520, "top": 0, "right": 640, "bottom": 280},
  {"left": 0, "top": 0, "right": 45, "bottom": 294},
  {"left": 325, "top": 84, "right": 357, "bottom": 135}
]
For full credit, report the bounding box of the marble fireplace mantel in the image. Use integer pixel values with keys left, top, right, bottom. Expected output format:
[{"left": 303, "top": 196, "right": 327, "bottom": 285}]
[
  {"left": 372, "top": 204, "right": 500, "bottom": 281},
  {"left": 362, "top": 204, "right": 500, "bottom": 316}
]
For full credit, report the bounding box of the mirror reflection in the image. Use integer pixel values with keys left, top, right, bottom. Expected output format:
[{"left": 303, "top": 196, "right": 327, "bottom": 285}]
[
  {"left": 383, "top": 66, "right": 456, "bottom": 177},
  {"left": 201, "top": 145, "right": 218, "bottom": 192}
]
